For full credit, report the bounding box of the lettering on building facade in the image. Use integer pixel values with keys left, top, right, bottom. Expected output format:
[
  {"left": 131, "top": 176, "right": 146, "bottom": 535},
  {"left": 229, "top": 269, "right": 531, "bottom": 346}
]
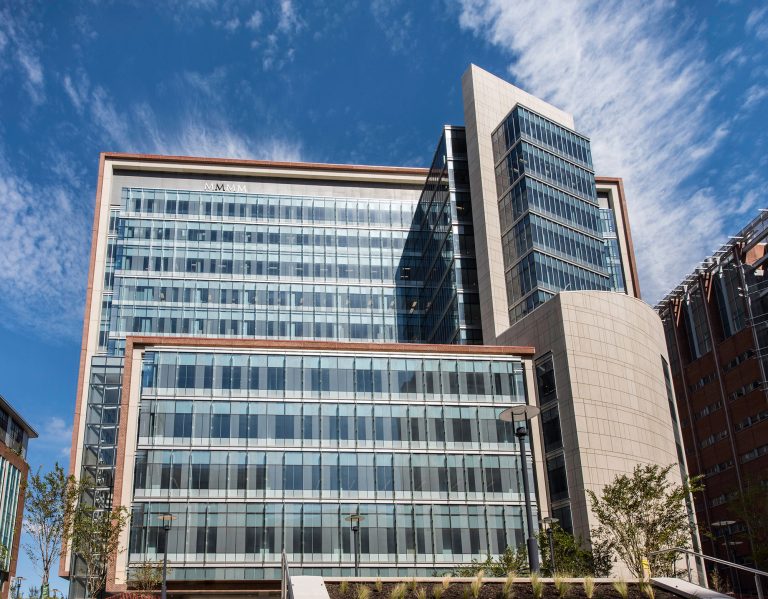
[{"left": 203, "top": 182, "right": 247, "bottom": 193}]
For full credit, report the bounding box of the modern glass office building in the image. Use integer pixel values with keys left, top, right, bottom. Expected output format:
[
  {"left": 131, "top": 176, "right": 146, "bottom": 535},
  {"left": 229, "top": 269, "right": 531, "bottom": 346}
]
[{"left": 65, "top": 65, "right": 686, "bottom": 594}]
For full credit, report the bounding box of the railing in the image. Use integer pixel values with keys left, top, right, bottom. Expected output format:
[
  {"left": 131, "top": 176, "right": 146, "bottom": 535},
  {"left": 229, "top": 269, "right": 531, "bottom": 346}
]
[
  {"left": 649, "top": 547, "right": 767, "bottom": 599},
  {"left": 281, "top": 551, "right": 294, "bottom": 599}
]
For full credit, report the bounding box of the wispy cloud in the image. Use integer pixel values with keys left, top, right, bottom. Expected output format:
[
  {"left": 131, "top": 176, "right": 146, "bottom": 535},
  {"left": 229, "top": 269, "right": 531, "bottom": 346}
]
[
  {"left": 370, "top": 0, "right": 415, "bottom": 54},
  {"left": 458, "top": 0, "right": 747, "bottom": 301},
  {"left": 0, "top": 151, "right": 90, "bottom": 339},
  {"left": 746, "top": 6, "right": 768, "bottom": 41},
  {"left": 0, "top": 68, "right": 304, "bottom": 341},
  {"left": 0, "top": 4, "right": 45, "bottom": 104},
  {"left": 743, "top": 84, "right": 768, "bottom": 111}
]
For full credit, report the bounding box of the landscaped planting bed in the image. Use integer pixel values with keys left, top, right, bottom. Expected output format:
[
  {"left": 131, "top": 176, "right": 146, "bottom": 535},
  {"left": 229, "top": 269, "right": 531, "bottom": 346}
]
[{"left": 324, "top": 579, "right": 682, "bottom": 599}]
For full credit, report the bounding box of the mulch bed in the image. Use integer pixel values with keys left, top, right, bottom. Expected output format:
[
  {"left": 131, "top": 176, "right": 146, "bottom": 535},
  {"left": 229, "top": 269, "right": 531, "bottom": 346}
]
[{"left": 325, "top": 582, "right": 681, "bottom": 599}]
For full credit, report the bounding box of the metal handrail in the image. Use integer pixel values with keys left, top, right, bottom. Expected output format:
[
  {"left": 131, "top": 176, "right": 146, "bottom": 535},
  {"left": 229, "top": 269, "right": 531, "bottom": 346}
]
[
  {"left": 649, "top": 547, "right": 766, "bottom": 599},
  {"left": 281, "top": 551, "right": 293, "bottom": 599},
  {"left": 650, "top": 547, "right": 768, "bottom": 577}
]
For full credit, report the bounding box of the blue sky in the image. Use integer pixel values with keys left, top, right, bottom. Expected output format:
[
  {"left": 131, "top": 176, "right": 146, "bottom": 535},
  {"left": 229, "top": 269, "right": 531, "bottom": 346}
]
[{"left": 0, "top": 0, "right": 766, "bottom": 592}]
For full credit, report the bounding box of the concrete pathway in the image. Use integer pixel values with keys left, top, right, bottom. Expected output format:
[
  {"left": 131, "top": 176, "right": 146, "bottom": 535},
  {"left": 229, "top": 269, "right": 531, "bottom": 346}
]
[{"left": 290, "top": 576, "right": 331, "bottom": 599}]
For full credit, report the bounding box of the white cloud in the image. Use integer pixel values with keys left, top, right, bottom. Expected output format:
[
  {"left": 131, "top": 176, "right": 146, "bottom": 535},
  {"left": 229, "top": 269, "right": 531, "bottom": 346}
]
[
  {"left": 458, "top": 0, "right": 743, "bottom": 302},
  {"left": 743, "top": 84, "right": 768, "bottom": 111},
  {"left": 746, "top": 6, "right": 768, "bottom": 41},
  {"left": 246, "top": 11, "right": 263, "bottom": 30},
  {"left": 0, "top": 152, "right": 90, "bottom": 339},
  {"left": 0, "top": 4, "right": 45, "bottom": 104},
  {"left": 1, "top": 73, "right": 302, "bottom": 341},
  {"left": 277, "top": 0, "right": 303, "bottom": 34},
  {"left": 62, "top": 70, "right": 90, "bottom": 113},
  {"left": 370, "top": 0, "right": 414, "bottom": 54}
]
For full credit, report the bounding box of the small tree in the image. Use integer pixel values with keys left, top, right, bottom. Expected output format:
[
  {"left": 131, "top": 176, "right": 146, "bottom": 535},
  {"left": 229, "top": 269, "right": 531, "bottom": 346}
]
[
  {"left": 537, "top": 523, "right": 612, "bottom": 576},
  {"left": 63, "top": 476, "right": 129, "bottom": 599},
  {"left": 129, "top": 560, "right": 164, "bottom": 592},
  {"left": 23, "top": 464, "right": 68, "bottom": 594},
  {"left": 728, "top": 478, "right": 768, "bottom": 569},
  {"left": 587, "top": 464, "right": 701, "bottom": 577}
]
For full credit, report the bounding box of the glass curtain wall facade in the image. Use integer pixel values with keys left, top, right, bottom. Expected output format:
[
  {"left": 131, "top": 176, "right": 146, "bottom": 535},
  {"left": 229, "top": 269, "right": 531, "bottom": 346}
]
[
  {"left": 0, "top": 458, "right": 21, "bottom": 574},
  {"left": 126, "top": 348, "right": 532, "bottom": 578},
  {"left": 491, "top": 106, "right": 613, "bottom": 323},
  {"left": 80, "top": 183, "right": 423, "bottom": 515},
  {"left": 399, "top": 127, "right": 482, "bottom": 344},
  {"left": 597, "top": 191, "right": 626, "bottom": 293},
  {"left": 107, "top": 188, "right": 419, "bottom": 354}
]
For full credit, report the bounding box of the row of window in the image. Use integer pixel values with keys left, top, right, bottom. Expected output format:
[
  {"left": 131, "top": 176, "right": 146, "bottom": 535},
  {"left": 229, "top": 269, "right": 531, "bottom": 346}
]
[
  {"left": 502, "top": 213, "right": 606, "bottom": 271},
  {"left": 495, "top": 143, "right": 596, "bottom": 203},
  {"left": 121, "top": 188, "right": 417, "bottom": 228},
  {"left": 112, "top": 310, "right": 403, "bottom": 343},
  {"left": 506, "top": 251, "right": 611, "bottom": 310},
  {"left": 119, "top": 220, "right": 411, "bottom": 250},
  {"left": 0, "top": 408, "right": 26, "bottom": 455},
  {"left": 127, "top": 501, "right": 527, "bottom": 565},
  {"left": 114, "top": 279, "right": 404, "bottom": 311},
  {"left": 133, "top": 450, "right": 529, "bottom": 499},
  {"left": 142, "top": 352, "right": 525, "bottom": 401},
  {"left": 137, "top": 401, "right": 523, "bottom": 448},
  {"left": 499, "top": 179, "right": 601, "bottom": 239},
  {"left": 114, "top": 246, "right": 405, "bottom": 282},
  {"left": 492, "top": 107, "right": 593, "bottom": 170},
  {"left": 734, "top": 408, "right": 768, "bottom": 431}
]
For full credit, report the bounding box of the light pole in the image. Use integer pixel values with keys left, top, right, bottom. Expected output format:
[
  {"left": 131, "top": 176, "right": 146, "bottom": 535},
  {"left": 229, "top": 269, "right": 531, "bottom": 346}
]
[
  {"left": 345, "top": 513, "right": 364, "bottom": 577},
  {"left": 13, "top": 577, "right": 24, "bottom": 599},
  {"left": 541, "top": 516, "right": 559, "bottom": 574},
  {"left": 711, "top": 520, "right": 737, "bottom": 593},
  {"left": 159, "top": 513, "right": 176, "bottom": 599},
  {"left": 500, "top": 404, "right": 541, "bottom": 574}
]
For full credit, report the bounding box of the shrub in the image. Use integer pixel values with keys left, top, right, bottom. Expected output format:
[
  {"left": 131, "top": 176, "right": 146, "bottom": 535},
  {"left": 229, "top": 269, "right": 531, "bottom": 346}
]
[
  {"left": 340, "top": 580, "right": 350, "bottom": 595},
  {"left": 433, "top": 585, "right": 444, "bottom": 599},
  {"left": 416, "top": 588, "right": 427, "bottom": 599},
  {"left": 442, "top": 575, "right": 452, "bottom": 591},
  {"left": 583, "top": 577, "right": 595, "bottom": 599},
  {"left": 409, "top": 579, "right": 419, "bottom": 594},
  {"left": 375, "top": 579, "right": 384, "bottom": 593}
]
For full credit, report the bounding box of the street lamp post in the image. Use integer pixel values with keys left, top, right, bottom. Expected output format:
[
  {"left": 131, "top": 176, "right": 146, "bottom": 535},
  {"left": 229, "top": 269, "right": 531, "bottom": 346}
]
[
  {"left": 541, "top": 517, "right": 559, "bottom": 574},
  {"left": 345, "top": 514, "right": 364, "bottom": 577},
  {"left": 13, "top": 577, "right": 24, "bottom": 599},
  {"left": 711, "top": 520, "right": 738, "bottom": 594},
  {"left": 500, "top": 404, "right": 541, "bottom": 574},
  {"left": 159, "top": 513, "right": 176, "bottom": 599}
]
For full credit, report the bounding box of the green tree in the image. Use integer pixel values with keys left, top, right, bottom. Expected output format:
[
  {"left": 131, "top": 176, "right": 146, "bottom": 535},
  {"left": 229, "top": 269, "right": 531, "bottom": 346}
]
[
  {"left": 537, "top": 524, "right": 612, "bottom": 577},
  {"left": 728, "top": 478, "right": 768, "bottom": 569},
  {"left": 587, "top": 464, "right": 701, "bottom": 577},
  {"left": 23, "top": 463, "right": 68, "bottom": 594},
  {"left": 63, "top": 476, "right": 129, "bottom": 599},
  {"left": 129, "top": 561, "right": 164, "bottom": 592}
]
